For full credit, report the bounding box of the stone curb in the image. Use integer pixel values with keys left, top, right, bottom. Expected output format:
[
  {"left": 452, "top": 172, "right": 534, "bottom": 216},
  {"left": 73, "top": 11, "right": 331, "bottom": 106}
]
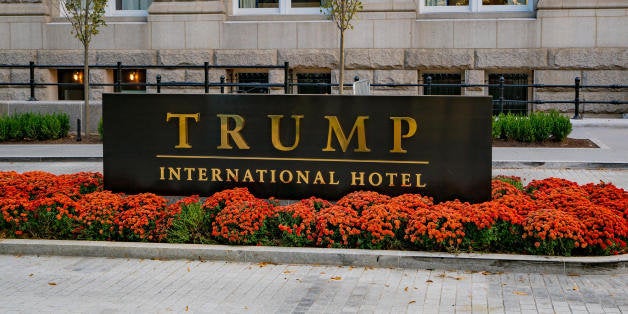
[
  {"left": 1, "top": 239, "right": 625, "bottom": 275},
  {"left": 0, "top": 157, "right": 103, "bottom": 162},
  {"left": 1, "top": 156, "right": 625, "bottom": 170},
  {"left": 492, "top": 161, "right": 628, "bottom": 170}
]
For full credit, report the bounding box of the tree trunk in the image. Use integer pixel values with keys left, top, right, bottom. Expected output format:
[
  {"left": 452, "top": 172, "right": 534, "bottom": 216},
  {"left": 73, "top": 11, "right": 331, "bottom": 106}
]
[
  {"left": 339, "top": 30, "right": 345, "bottom": 95},
  {"left": 83, "top": 44, "right": 89, "bottom": 135},
  {"left": 83, "top": 5, "right": 90, "bottom": 136}
]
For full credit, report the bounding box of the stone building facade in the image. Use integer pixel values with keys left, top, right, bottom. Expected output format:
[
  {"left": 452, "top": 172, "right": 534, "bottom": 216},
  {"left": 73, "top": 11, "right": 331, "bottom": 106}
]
[{"left": 0, "top": 0, "right": 626, "bottom": 116}]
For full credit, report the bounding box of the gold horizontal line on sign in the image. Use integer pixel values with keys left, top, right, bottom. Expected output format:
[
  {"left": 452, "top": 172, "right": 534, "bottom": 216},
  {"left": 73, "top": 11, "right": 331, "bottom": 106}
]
[{"left": 156, "top": 154, "right": 430, "bottom": 165}]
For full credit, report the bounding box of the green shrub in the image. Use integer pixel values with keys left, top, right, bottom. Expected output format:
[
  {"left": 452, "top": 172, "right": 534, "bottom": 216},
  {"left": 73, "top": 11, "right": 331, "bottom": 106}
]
[
  {"left": 492, "top": 115, "right": 503, "bottom": 139},
  {"left": 529, "top": 112, "right": 552, "bottom": 142},
  {"left": 493, "top": 111, "right": 572, "bottom": 143},
  {"left": 167, "top": 202, "right": 212, "bottom": 244},
  {"left": 500, "top": 113, "right": 518, "bottom": 141},
  {"left": 55, "top": 113, "right": 70, "bottom": 138},
  {"left": 7, "top": 117, "right": 23, "bottom": 140},
  {"left": 516, "top": 117, "right": 534, "bottom": 142},
  {"left": 549, "top": 111, "right": 572, "bottom": 141},
  {"left": 0, "top": 112, "right": 70, "bottom": 141},
  {"left": 21, "top": 113, "right": 39, "bottom": 140},
  {"left": 0, "top": 116, "right": 8, "bottom": 142},
  {"left": 98, "top": 118, "right": 103, "bottom": 141}
]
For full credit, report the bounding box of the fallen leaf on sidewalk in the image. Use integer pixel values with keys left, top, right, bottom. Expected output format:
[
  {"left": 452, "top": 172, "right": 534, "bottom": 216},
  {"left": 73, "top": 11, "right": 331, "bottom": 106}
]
[
  {"left": 404, "top": 287, "right": 408, "bottom": 291},
  {"left": 572, "top": 285, "right": 579, "bottom": 291},
  {"left": 513, "top": 291, "right": 528, "bottom": 296},
  {"left": 426, "top": 279, "right": 433, "bottom": 283},
  {"left": 283, "top": 270, "right": 292, "bottom": 274},
  {"left": 330, "top": 276, "right": 342, "bottom": 281},
  {"left": 48, "top": 282, "right": 57, "bottom": 286},
  {"left": 28, "top": 273, "right": 34, "bottom": 277},
  {"left": 409, "top": 301, "right": 416, "bottom": 304}
]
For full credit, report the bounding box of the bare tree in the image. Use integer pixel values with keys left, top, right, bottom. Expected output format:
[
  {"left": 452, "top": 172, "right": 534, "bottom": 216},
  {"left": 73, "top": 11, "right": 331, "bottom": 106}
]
[
  {"left": 322, "top": 0, "right": 362, "bottom": 94},
  {"left": 62, "top": 0, "right": 107, "bottom": 135}
]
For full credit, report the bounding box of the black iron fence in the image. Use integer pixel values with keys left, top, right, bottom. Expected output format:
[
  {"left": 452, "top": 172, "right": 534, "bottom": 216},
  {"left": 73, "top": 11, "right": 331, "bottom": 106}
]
[{"left": 1, "top": 61, "right": 627, "bottom": 118}]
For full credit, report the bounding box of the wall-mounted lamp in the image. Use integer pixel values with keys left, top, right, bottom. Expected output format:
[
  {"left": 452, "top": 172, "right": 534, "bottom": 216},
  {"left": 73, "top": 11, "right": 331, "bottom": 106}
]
[
  {"left": 72, "top": 71, "right": 83, "bottom": 83},
  {"left": 129, "top": 71, "right": 138, "bottom": 82}
]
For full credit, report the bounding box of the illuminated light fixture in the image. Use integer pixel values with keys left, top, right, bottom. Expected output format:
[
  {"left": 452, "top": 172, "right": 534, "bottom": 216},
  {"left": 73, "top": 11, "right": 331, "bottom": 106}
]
[
  {"left": 72, "top": 72, "right": 80, "bottom": 81},
  {"left": 129, "top": 71, "right": 138, "bottom": 81}
]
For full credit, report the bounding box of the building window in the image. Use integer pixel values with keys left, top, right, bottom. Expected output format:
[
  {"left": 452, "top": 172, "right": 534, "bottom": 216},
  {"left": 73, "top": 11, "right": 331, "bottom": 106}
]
[
  {"left": 296, "top": 73, "right": 331, "bottom": 94},
  {"left": 422, "top": 73, "right": 461, "bottom": 95},
  {"left": 113, "top": 69, "right": 146, "bottom": 93},
  {"left": 236, "top": 73, "right": 269, "bottom": 94},
  {"left": 235, "top": 0, "right": 321, "bottom": 15},
  {"left": 489, "top": 73, "right": 529, "bottom": 115},
  {"left": 421, "top": 0, "right": 532, "bottom": 12},
  {"left": 58, "top": 69, "right": 84, "bottom": 100},
  {"left": 105, "top": 0, "right": 151, "bottom": 16}
]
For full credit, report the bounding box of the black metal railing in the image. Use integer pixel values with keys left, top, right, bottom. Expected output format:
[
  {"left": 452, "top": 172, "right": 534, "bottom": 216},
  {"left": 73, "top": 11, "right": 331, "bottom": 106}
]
[{"left": 1, "top": 61, "right": 626, "bottom": 118}]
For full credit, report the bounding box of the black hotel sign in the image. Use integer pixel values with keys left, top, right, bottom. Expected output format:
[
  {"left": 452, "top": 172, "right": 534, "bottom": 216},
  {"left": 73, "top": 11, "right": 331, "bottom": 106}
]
[{"left": 103, "top": 94, "right": 492, "bottom": 202}]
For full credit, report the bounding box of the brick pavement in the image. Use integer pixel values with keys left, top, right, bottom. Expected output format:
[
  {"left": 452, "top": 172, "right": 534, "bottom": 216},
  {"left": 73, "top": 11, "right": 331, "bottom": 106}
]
[{"left": 1, "top": 254, "right": 626, "bottom": 313}]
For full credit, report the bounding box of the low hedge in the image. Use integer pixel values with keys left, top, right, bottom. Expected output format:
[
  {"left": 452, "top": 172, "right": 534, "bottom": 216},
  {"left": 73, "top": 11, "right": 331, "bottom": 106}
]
[
  {"left": 0, "top": 112, "right": 70, "bottom": 142},
  {"left": 493, "top": 111, "right": 572, "bottom": 142},
  {"left": 1, "top": 171, "right": 626, "bottom": 256}
]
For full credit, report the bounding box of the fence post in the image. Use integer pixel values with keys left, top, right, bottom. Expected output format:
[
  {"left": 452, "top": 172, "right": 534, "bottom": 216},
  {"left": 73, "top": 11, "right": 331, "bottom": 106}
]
[
  {"left": 156, "top": 75, "right": 161, "bottom": 94},
  {"left": 115, "top": 62, "right": 122, "bottom": 93},
  {"left": 573, "top": 77, "right": 582, "bottom": 119},
  {"left": 220, "top": 75, "right": 225, "bottom": 94},
  {"left": 204, "top": 62, "right": 209, "bottom": 94},
  {"left": 426, "top": 76, "right": 432, "bottom": 95},
  {"left": 499, "top": 75, "right": 505, "bottom": 114},
  {"left": 28, "top": 61, "right": 37, "bottom": 101},
  {"left": 284, "top": 61, "right": 290, "bottom": 94},
  {"left": 76, "top": 119, "right": 82, "bottom": 142}
]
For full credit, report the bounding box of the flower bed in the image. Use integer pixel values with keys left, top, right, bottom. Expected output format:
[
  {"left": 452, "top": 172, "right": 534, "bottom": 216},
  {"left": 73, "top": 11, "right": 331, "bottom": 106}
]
[{"left": 1, "top": 171, "right": 626, "bottom": 256}]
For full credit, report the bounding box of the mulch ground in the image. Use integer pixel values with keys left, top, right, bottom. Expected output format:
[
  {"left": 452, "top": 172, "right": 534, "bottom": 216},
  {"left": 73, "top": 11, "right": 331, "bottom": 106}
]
[{"left": 492, "top": 137, "right": 599, "bottom": 148}]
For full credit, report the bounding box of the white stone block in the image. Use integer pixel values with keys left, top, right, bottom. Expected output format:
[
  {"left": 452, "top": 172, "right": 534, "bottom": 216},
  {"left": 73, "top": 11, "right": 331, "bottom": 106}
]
[
  {"left": 297, "top": 22, "right": 338, "bottom": 49},
  {"left": 405, "top": 49, "right": 474, "bottom": 69},
  {"left": 151, "top": 21, "right": 185, "bottom": 49},
  {"left": 97, "top": 51, "right": 157, "bottom": 65},
  {"left": 215, "top": 49, "right": 277, "bottom": 66},
  {"left": 496, "top": 19, "right": 540, "bottom": 49},
  {"left": 114, "top": 23, "right": 150, "bottom": 50},
  {"left": 258, "top": 23, "right": 297, "bottom": 49},
  {"left": 90, "top": 24, "right": 115, "bottom": 50},
  {"left": 345, "top": 20, "right": 374, "bottom": 49},
  {"left": 0, "top": 50, "right": 35, "bottom": 64},
  {"left": 475, "top": 49, "right": 548, "bottom": 69},
  {"left": 453, "top": 20, "right": 497, "bottom": 49},
  {"left": 582, "top": 70, "right": 628, "bottom": 86},
  {"left": 0, "top": 23, "right": 9, "bottom": 50},
  {"left": 413, "top": 20, "right": 454, "bottom": 49},
  {"left": 222, "top": 22, "right": 257, "bottom": 49},
  {"left": 186, "top": 21, "right": 220, "bottom": 49},
  {"left": 550, "top": 48, "right": 627, "bottom": 69},
  {"left": 43, "top": 23, "right": 81, "bottom": 50},
  {"left": 345, "top": 49, "right": 404, "bottom": 69},
  {"left": 534, "top": 70, "right": 582, "bottom": 90},
  {"left": 540, "top": 17, "right": 596, "bottom": 48},
  {"left": 597, "top": 17, "right": 628, "bottom": 48},
  {"left": 374, "top": 19, "right": 411, "bottom": 48},
  {"left": 37, "top": 50, "right": 96, "bottom": 65},
  {"left": 277, "top": 49, "right": 337, "bottom": 69},
  {"left": 373, "top": 70, "right": 417, "bottom": 84},
  {"left": 10, "top": 22, "right": 42, "bottom": 49},
  {"left": 158, "top": 50, "right": 213, "bottom": 65}
]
